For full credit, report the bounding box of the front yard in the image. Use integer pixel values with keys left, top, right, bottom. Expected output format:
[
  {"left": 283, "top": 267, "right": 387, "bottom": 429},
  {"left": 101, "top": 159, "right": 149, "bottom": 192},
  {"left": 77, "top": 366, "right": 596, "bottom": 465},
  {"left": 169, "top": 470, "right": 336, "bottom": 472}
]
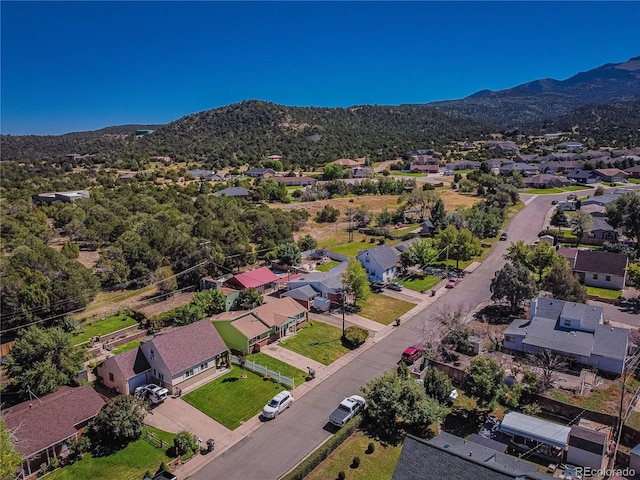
[
  {"left": 305, "top": 430, "right": 403, "bottom": 480},
  {"left": 183, "top": 366, "right": 285, "bottom": 429},
  {"left": 357, "top": 294, "right": 416, "bottom": 325},
  {"left": 72, "top": 313, "right": 138, "bottom": 345},
  {"left": 246, "top": 352, "right": 307, "bottom": 385},
  {"left": 586, "top": 286, "right": 622, "bottom": 300},
  {"left": 280, "top": 321, "right": 351, "bottom": 365},
  {"left": 45, "top": 426, "right": 175, "bottom": 480},
  {"left": 398, "top": 275, "right": 442, "bottom": 293}
]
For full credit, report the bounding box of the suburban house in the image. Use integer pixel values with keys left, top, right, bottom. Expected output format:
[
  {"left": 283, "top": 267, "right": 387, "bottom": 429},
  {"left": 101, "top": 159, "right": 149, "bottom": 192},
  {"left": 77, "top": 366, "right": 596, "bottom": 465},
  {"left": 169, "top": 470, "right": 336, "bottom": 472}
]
[
  {"left": 589, "top": 215, "right": 621, "bottom": 243},
  {"left": 97, "top": 347, "right": 151, "bottom": 395},
  {"left": 329, "top": 158, "right": 360, "bottom": 167},
  {"left": 392, "top": 432, "right": 553, "bottom": 480},
  {"left": 565, "top": 169, "right": 598, "bottom": 184},
  {"left": 581, "top": 193, "right": 625, "bottom": 207},
  {"left": 287, "top": 261, "right": 348, "bottom": 309},
  {"left": 558, "top": 248, "right": 628, "bottom": 290},
  {"left": 486, "top": 140, "right": 519, "bottom": 154},
  {"left": 281, "top": 284, "right": 319, "bottom": 309},
  {"left": 198, "top": 279, "right": 239, "bottom": 311},
  {"left": 32, "top": 190, "right": 90, "bottom": 204},
  {"left": 225, "top": 266, "right": 280, "bottom": 294},
  {"left": 447, "top": 160, "right": 481, "bottom": 171},
  {"left": 410, "top": 164, "right": 439, "bottom": 174},
  {"left": 557, "top": 141, "right": 584, "bottom": 152},
  {"left": 498, "top": 163, "right": 539, "bottom": 177},
  {"left": 356, "top": 244, "right": 399, "bottom": 282},
  {"left": 273, "top": 176, "right": 317, "bottom": 187},
  {"left": 3, "top": 386, "right": 106, "bottom": 477},
  {"left": 410, "top": 154, "right": 437, "bottom": 165},
  {"left": 245, "top": 167, "right": 276, "bottom": 178},
  {"left": 523, "top": 174, "right": 570, "bottom": 189},
  {"left": 540, "top": 160, "right": 581, "bottom": 174},
  {"left": 213, "top": 186, "right": 252, "bottom": 198},
  {"left": 187, "top": 169, "right": 218, "bottom": 181},
  {"left": 352, "top": 167, "right": 374, "bottom": 178},
  {"left": 594, "top": 168, "right": 629, "bottom": 183},
  {"left": 98, "top": 319, "right": 229, "bottom": 394},
  {"left": 212, "top": 297, "right": 308, "bottom": 353},
  {"left": 624, "top": 165, "right": 640, "bottom": 178},
  {"left": 119, "top": 172, "right": 137, "bottom": 182},
  {"left": 503, "top": 297, "right": 629, "bottom": 375},
  {"left": 515, "top": 154, "right": 544, "bottom": 164}
]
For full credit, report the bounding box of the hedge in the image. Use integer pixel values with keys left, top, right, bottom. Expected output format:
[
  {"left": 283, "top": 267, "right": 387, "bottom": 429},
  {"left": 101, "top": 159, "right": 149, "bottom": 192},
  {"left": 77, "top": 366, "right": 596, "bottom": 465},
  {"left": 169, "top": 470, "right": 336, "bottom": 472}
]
[{"left": 280, "top": 415, "right": 363, "bottom": 480}]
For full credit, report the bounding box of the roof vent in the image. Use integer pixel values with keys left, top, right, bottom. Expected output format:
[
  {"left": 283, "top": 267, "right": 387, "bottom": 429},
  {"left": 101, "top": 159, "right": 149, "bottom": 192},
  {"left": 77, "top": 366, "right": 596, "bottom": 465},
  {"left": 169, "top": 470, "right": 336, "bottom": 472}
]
[
  {"left": 570, "top": 331, "right": 577, "bottom": 336},
  {"left": 611, "top": 327, "right": 615, "bottom": 331},
  {"left": 469, "top": 451, "right": 473, "bottom": 457},
  {"left": 443, "top": 444, "right": 450, "bottom": 449}
]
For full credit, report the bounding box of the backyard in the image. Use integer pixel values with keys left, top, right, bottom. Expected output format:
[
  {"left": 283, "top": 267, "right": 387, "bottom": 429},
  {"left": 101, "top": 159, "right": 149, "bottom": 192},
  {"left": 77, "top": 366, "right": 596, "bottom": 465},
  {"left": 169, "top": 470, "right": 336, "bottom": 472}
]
[
  {"left": 305, "top": 430, "right": 403, "bottom": 480},
  {"left": 183, "top": 366, "right": 286, "bottom": 429},
  {"left": 357, "top": 294, "right": 416, "bottom": 325},
  {"left": 111, "top": 340, "right": 143, "bottom": 355},
  {"left": 45, "top": 426, "right": 175, "bottom": 480},
  {"left": 280, "top": 321, "right": 352, "bottom": 365},
  {"left": 72, "top": 313, "right": 138, "bottom": 345}
]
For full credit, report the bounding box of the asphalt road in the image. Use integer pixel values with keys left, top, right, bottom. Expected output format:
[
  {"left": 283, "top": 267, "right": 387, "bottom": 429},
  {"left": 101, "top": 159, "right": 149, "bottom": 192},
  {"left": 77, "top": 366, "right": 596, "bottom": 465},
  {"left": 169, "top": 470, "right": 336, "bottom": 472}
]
[{"left": 190, "top": 193, "right": 566, "bottom": 480}]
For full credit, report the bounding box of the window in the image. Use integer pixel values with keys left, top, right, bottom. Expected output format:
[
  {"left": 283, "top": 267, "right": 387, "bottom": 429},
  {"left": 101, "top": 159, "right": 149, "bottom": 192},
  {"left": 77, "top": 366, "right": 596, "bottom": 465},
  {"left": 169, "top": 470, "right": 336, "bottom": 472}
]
[
  {"left": 200, "top": 362, "right": 209, "bottom": 370},
  {"left": 185, "top": 369, "right": 194, "bottom": 378},
  {"left": 606, "top": 275, "right": 611, "bottom": 282},
  {"left": 593, "top": 274, "right": 598, "bottom": 280},
  {"left": 109, "top": 372, "right": 114, "bottom": 382},
  {"left": 505, "top": 335, "right": 513, "bottom": 343},
  {"left": 149, "top": 349, "right": 155, "bottom": 360},
  {"left": 564, "top": 319, "right": 571, "bottom": 327}
]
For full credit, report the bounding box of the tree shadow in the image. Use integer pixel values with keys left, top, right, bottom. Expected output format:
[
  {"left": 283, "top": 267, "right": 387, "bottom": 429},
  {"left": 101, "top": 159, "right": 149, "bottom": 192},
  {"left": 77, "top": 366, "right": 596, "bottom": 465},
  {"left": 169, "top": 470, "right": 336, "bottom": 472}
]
[
  {"left": 221, "top": 377, "right": 240, "bottom": 383},
  {"left": 442, "top": 407, "right": 487, "bottom": 438},
  {"left": 474, "top": 304, "right": 523, "bottom": 325}
]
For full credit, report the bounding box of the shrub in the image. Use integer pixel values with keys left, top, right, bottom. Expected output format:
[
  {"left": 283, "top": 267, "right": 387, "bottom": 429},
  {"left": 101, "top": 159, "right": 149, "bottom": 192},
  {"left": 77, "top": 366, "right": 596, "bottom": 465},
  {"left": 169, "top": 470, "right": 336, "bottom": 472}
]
[
  {"left": 174, "top": 430, "right": 198, "bottom": 456},
  {"left": 338, "top": 472, "right": 346, "bottom": 480},
  {"left": 366, "top": 442, "right": 375, "bottom": 454},
  {"left": 343, "top": 326, "right": 369, "bottom": 347},
  {"left": 68, "top": 435, "right": 91, "bottom": 462},
  {"left": 352, "top": 456, "right": 361, "bottom": 468}
]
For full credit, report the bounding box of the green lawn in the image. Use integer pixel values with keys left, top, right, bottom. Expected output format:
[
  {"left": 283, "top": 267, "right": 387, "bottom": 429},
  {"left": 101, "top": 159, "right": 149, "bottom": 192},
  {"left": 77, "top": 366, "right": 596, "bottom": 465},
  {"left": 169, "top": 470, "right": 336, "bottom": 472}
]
[
  {"left": 586, "top": 286, "right": 622, "bottom": 300},
  {"left": 318, "top": 239, "right": 400, "bottom": 259},
  {"left": 358, "top": 293, "right": 416, "bottom": 325},
  {"left": 111, "top": 340, "right": 142, "bottom": 355},
  {"left": 183, "top": 366, "right": 285, "bottom": 429},
  {"left": 72, "top": 313, "right": 138, "bottom": 345},
  {"left": 315, "top": 260, "right": 341, "bottom": 272},
  {"left": 628, "top": 178, "right": 640, "bottom": 185},
  {"left": 390, "top": 172, "right": 426, "bottom": 177},
  {"left": 398, "top": 275, "right": 442, "bottom": 293},
  {"left": 280, "top": 321, "right": 351, "bottom": 365},
  {"left": 306, "top": 430, "right": 403, "bottom": 480},
  {"left": 45, "top": 427, "right": 175, "bottom": 480},
  {"left": 246, "top": 352, "right": 307, "bottom": 385},
  {"left": 563, "top": 185, "right": 592, "bottom": 191},
  {"left": 391, "top": 224, "right": 421, "bottom": 236},
  {"left": 525, "top": 187, "right": 565, "bottom": 194}
]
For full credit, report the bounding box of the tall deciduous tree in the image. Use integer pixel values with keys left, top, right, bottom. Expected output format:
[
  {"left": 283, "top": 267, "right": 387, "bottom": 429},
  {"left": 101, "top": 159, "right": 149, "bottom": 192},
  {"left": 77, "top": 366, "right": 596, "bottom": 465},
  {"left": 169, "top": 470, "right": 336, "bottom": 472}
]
[
  {"left": 571, "top": 210, "right": 593, "bottom": 247},
  {"left": 463, "top": 357, "right": 505, "bottom": 409},
  {"left": 423, "top": 366, "right": 453, "bottom": 404},
  {"left": 407, "top": 238, "right": 439, "bottom": 273},
  {"left": 87, "top": 396, "right": 148, "bottom": 455},
  {"left": 150, "top": 266, "right": 178, "bottom": 297},
  {"left": 429, "top": 198, "right": 447, "bottom": 232},
  {"left": 274, "top": 242, "right": 301, "bottom": 266},
  {"left": 435, "top": 225, "right": 482, "bottom": 262},
  {"left": 341, "top": 258, "right": 370, "bottom": 306},
  {"left": 490, "top": 263, "right": 538, "bottom": 313},
  {"left": 607, "top": 193, "right": 640, "bottom": 243},
  {"left": 402, "top": 188, "right": 440, "bottom": 221},
  {"left": 543, "top": 259, "right": 587, "bottom": 303},
  {"left": 0, "top": 420, "right": 22, "bottom": 480},
  {"left": 4, "top": 326, "right": 85, "bottom": 396},
  {"left": 627, "top": 262, "right": 640, "bottom": 288},
  {"left": 362, "top": 370, "right": 448, "bottom": 441},
  {"left": 297, "top": 234, "right": 317, "bottom": 252}
]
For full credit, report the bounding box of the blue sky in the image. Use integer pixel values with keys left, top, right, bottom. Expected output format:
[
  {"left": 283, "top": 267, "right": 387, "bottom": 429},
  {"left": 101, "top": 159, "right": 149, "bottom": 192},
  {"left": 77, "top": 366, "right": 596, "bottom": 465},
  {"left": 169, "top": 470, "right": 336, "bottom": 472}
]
[{"left": 1, "top": 1, "right": 638, "bottom": 135}]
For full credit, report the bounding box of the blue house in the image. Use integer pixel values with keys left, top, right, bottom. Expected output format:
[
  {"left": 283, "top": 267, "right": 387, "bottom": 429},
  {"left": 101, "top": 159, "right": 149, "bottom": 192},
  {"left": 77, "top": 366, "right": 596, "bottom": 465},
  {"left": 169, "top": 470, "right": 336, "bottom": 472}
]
[{"left": 356, "top": 244, "right": 399, "bottom": 282}]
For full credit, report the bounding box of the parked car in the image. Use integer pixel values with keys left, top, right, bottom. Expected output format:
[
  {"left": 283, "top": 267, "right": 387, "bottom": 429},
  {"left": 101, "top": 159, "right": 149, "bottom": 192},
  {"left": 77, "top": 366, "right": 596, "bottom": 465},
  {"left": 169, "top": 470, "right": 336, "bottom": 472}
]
[
  {"left": 370, "top": 281, "right": 385, "bottom": 292},
  {"left": 401, "top": 344, "right": 425, "bottom": 364},
  {"left": 551, "top": 200, "right": 559, "bottom": 205},
  {"left": 262, "top": 390, "right": 294, "bottom": 419},
  {"left": 329, "top": 395, "right": 366, "bottom": 427},
  {"left": 500, "top": 232, "right": 508, "bottom": 241},
  {"left": 134, "top": 384, "right": 169, "bottom": 405},
  {"left": 445, "top": 277, "right": 460, "bottom": 288},
  {"left": 386, "top": 282, "right": 403, "bottom": 291}
]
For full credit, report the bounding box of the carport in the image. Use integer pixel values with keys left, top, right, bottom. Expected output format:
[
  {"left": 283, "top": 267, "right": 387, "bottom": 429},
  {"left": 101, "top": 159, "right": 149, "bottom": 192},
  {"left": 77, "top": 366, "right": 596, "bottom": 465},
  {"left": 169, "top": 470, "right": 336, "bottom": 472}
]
[{"left": 499, "top": 411, "right": 570, "bottom": 458}]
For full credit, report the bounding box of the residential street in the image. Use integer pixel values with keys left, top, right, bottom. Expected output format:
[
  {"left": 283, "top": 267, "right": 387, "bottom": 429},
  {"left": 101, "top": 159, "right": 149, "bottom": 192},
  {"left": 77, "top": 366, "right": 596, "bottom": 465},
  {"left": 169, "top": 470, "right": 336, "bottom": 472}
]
[{"left": 188, "top": 188, "right": 639, "bottom": 480}]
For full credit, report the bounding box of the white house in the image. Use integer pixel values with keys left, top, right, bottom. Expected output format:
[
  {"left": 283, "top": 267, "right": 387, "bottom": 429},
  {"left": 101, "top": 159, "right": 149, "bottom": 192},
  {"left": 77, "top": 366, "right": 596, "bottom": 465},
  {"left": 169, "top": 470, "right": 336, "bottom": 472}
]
[{"left": 356, "top": 244, "right": 399, "bottom": 282}]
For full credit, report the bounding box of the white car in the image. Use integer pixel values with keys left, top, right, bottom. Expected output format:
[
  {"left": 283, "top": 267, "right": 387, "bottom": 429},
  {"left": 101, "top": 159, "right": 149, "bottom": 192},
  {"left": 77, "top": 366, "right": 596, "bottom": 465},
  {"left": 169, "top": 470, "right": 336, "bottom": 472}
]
[{"left": 262, "top": 390, "right": 294, "bottom": 419}]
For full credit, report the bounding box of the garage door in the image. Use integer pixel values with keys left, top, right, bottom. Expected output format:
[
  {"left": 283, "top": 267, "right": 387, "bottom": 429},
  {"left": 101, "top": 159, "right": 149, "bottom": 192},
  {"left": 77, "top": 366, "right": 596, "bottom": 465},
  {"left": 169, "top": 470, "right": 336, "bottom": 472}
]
[{"left": 128, "top": 373, "right": 149, "bottom": 394}]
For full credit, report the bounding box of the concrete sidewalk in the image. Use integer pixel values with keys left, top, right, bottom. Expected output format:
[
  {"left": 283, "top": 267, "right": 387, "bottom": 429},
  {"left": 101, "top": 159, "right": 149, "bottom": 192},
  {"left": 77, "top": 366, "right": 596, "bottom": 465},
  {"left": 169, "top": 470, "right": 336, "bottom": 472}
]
[{"left": 173, "top": 280, "right": 457, "bottom": 479}]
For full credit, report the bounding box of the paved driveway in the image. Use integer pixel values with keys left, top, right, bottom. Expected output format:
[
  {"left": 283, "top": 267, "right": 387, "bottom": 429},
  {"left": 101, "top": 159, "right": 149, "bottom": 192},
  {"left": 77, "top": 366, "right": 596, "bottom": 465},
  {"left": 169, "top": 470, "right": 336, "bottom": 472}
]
[{"left": 145, "top": 396, "right": 231, "bottom": 444}]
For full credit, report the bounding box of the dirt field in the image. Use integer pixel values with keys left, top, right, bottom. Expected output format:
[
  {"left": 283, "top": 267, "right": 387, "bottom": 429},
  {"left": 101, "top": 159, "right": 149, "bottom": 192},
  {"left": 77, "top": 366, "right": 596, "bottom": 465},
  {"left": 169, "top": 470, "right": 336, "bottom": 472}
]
[{"left": 276, "top": 190, "right": 480, "bottom": 244}]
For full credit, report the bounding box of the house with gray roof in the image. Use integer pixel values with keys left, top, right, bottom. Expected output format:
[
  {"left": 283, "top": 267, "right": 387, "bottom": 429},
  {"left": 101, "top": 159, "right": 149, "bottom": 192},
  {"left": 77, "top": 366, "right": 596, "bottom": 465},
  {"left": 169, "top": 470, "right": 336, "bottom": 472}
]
[
  {"left": 392, "top": 433, "right": 552, "bottom": 480},
  {"left": 498, "top": 163, "right": 539, "bottom": 177},
  {"left": 503, "top": 297, "right": 629, "bottom": 375},
  {"left": 566, "top": 169, "right": 598, "bottom": 184},
  {"left": 356, "top": 244, "right": 399, "bottom": 282},
  {"left": 287, "top": 261, "right": 348, "bottom": 309},
  {"left": 558, "top": 249, "right": 629, "bottom": 290},
  {"left": 213, "top": 186, "right": 252, "bottom": 198},
  {"left": 581, "top": 193, "right": 626, "bottom": 207}
]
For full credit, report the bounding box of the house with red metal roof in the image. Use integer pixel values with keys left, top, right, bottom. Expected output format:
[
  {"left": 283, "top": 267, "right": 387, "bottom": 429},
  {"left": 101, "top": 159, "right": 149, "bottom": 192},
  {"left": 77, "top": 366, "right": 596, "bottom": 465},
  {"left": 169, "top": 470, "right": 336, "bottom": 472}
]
[
  {"left": 3, "top": 385, "right": 106, "bottom": 477},
  {"left": 225, "top": 266, "right": 279, "bottom": 293}
]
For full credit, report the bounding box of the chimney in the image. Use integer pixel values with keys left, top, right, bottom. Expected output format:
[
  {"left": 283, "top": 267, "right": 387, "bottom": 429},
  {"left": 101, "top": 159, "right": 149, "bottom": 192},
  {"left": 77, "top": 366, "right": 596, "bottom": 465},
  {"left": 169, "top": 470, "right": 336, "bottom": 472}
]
[{"left": 29, "top": 403, "right": 32, "bottom": 409}]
